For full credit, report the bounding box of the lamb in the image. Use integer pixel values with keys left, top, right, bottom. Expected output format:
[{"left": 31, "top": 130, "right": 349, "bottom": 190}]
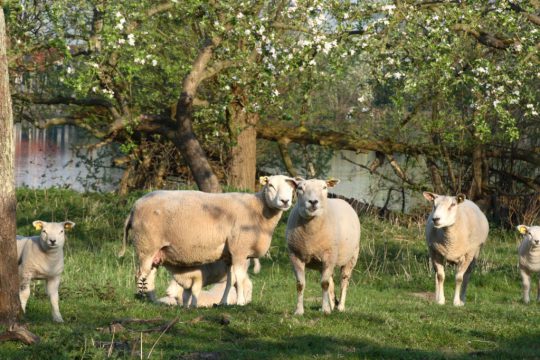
[
  {"left": 286, "top": 178, "right": 361, "bottom": 315},
  {"left": 423, "top": 192, "right": 489, "bottom": 306},
  {"left": 157, "top": 259, "right": 252, "bottom": 307},
  {"left": 160, "top": 280, "right": 246, "bottom": 308},
  {"left": 17, "top": 220, "right": 75, "bottom": 323},
  {"left": 516, "top": 225, "right": 540, "bottom": 303},
  {"left": 121, "top": 174, "right": 297, "bottom": 305}
]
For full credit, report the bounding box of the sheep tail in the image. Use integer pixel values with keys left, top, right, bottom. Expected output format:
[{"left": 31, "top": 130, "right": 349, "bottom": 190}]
[{"left": 118, "top": 211, "right": 133, "bottom": 258}]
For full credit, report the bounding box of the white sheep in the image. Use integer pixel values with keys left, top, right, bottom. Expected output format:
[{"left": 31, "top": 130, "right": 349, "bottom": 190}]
[
  {"left": 17, "top": 220, "right": 75, "bottom": 323},
  {"left": 423, "top": 192, "right": 489, "bottom": 306},
  {"left": 157, "top": 259, "right": 252, "bottom": 307},
  {"left": 121, "top": 175, "right": 297, "bottom": 306},
  {"left": 286, "top": 178, "right": 361, "bottom": 315},
  {"left": 516, "top": 225, "right": 540, "bottom": 303}
]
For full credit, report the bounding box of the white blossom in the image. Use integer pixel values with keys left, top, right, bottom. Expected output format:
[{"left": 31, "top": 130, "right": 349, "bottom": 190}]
[
  {"left": 152, "top": 59, "right": 158, "bottom": 66},
  {"left": 237, "top": 12, "right": 244, "bottom": 19},
  {"left": 127, "top": 34, "right": 135, "bottom": 46}
]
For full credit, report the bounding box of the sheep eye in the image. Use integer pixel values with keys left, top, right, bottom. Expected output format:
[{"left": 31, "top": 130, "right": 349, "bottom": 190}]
[
  {"left": 449, "top": 203, "right": 456, "bottom": 209},
  {"left": 42, "top": 230, "right": 47, "bottom": 234},
  {"left": 323, "top": 186, "right": 327, "bottom": 190},
  {"left": 268, "top": 183, "right": 275, "bottom": 189}
]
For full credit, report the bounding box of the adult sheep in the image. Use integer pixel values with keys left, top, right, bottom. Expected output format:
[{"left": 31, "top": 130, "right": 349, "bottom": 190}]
[
  {"left": 122, "top": 175, "right": 297, "bottom": 305},
  {"left": 516, "top": 225, "right": 540, "bottom": 304},
  {"left": 286, "top": 178, "right": 360, "bottom": 315},
  {"left": 423, "top": 192, "right": 489, "bottom": 306}
]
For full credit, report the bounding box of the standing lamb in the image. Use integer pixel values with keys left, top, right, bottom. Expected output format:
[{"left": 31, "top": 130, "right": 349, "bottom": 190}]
[
  {"left": 423, "top": 192, "right": 489, "bottom": 306},
  {"left": 516, "top": 225, "right": 540, "bottom": 303},
  {"left": 286, "top": 178, "right": 361, "bottom": 315},
  {"left": 17, "top": 220, "right": 75, "bottom": 322},
  {"left": 122, "top": 174, "right": 297, "bottom": 305},
  {"left": 158, "top": 259, "right": 252, "bottom": 307}
]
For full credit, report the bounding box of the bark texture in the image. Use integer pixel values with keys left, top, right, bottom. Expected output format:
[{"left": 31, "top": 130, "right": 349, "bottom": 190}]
[{"left": 0, "top": 7, "right": 21, "bottom": 326}]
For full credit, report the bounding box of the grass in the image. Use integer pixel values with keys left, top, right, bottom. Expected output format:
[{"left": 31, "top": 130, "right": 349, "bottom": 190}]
[{"left": 1, "top": 188, "right": 539, "bottom": 359}]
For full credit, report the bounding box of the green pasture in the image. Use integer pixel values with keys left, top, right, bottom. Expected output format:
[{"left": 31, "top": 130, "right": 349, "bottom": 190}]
[{"left": 1, "top": 188, "right": 538, "bottom": 359}]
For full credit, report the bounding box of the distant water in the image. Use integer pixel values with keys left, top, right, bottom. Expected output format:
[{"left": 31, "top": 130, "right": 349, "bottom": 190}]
[{"left": 14, "top": 123, "right": 123, "bottom": 192}]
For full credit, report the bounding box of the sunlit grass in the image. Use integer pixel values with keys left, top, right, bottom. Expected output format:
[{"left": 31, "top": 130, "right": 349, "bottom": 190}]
[{"left": 1, "top": 188, "right": 538, "bottom": 359}]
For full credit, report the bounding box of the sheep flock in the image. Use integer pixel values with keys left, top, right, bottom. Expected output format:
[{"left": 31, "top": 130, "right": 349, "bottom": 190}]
[{"left": 15, "top": 174, "right": 539, "bottom": 323}]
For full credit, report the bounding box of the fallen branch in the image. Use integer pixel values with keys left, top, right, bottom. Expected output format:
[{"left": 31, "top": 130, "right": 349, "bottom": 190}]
[{"left": 0, "top": 323, "right": 40, "bottom": 345}]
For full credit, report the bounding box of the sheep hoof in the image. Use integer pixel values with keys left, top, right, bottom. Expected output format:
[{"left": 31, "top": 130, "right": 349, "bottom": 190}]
[
  {"left": 453, "top": 300, "right": 464, "bottom": 307},
  {"left": 294, "top": 309, "right": 304, "bottom": 316},
  {"left": 53, "top": 316, "right": 64, "bottom": 323},
  {"left": 337, "top": 304, "right": 345, "bottom": 312}
]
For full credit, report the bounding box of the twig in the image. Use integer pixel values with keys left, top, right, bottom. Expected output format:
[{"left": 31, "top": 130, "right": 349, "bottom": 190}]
[{"left": 146, "top": 316, "right": 179, "bottom": 359}]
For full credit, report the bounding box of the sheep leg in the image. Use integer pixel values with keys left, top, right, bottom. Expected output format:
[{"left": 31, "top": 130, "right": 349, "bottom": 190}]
[
  {"left": 328, "top": 277, "right": 335, "bottom": 311},
  {"left": 252, "top": 258, "right": 261, "bottom": 274},
  {"left": 136, "top": 259, "right": 158, "bottom": 302},
  {"left": 219, "top": 265, "right": 233, "bottom": 305},
  {"left": 337, "top": 254, "right": 357, "bottom": 312},
  {"left": 182, "top": 288, "right": 192, "bottom": 308},
  {"left": 190, "top": 280, "right": 203, "bottom": 308},
  {"left": 232, "top": 261, "right": 249, "bottom": 306},
  {"left": 290, "top": 254, "right": 306, "bottom": 315},
  {"left": 243, "top": 277, "right": 253, "bottom": 304},
  {"left": 19, "top": 278, "right": 31, "bottom": 313},
  {"left": 520, "top": 267, "right": 531, "bottom": 304},
  {"left": 46, "top": 276, "right": 63, "bottom": 323},
  {"left": 321, "top": 263, "right": 335, "bottom": 314},
  {"left": 431, "top": 253, "right": 445, "bottom": 305},
  {"left": 453, "top": 256, "right": 474, "bottom": 306},
  {"left": 536, "top": 276, "right": 540, "bottom": 303},
  {"left": 459, "top": 257, "right": 476, "bottom": 304}
]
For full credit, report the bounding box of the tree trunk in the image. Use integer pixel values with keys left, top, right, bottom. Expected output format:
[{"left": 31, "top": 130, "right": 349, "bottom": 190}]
[
  {"left": 173, "top": 38, "right": 222, "bottom": 193},
  {"left": 227, "top": 86, "right": 257, "bottom": 191},
  {"left": 0, "top": 6, "right": 21, "bottom": 326},
  {"left": 175, "top": 92, "right": 222, "bottom": 193}
]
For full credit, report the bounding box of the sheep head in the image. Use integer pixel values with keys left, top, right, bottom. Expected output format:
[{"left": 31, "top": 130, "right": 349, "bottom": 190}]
[
  {"left": 33, "top": 220, "right": 75, "bottom": 250},
  {"left": 259, "top": 175, "right": 297, "bottom": 211},
  {"left": 423, "top": 192, "right": 466, "bottom": 229},
  {"left": 296, "top": 178, "right": 340, "bottom": 219}
]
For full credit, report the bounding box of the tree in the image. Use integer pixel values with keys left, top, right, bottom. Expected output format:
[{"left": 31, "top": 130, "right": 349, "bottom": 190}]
[{"left": 0, "top": 3, "right": 38, "bottom": 344}]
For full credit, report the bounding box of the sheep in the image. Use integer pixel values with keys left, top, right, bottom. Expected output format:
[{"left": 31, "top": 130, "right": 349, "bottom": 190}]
[
  {"left": 17, "top": 220, "right": 75, "bottom": 323},
  {"left": 121, "top": 174, "right": 297, "bottom": 305},
  {"left": 516, "top": 225, "right": 540, "bottom": 304},
  {"left": 423, "top": 192, "right": 489, "bottom": 306},
  {"left": 286, "top": 178, "right": 361, "bottom": 315},
  {"left": 157, "top": 260, "right": 252, "bottom": 307}
]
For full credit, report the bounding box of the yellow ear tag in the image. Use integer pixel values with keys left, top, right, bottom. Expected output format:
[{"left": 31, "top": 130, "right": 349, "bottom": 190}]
[
  {"left": 518, "top": 225, "right": 528, "bottom": 235},
  {"left": 259, "top": 176, "right": 269, "bottom": 185},
  {"left": 33, "top": 222, "right": 43, "bottom": 231}
]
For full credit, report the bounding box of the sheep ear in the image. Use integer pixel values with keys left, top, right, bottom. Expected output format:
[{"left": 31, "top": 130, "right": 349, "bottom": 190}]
[
  {"left": 517, "top": 225, "right": 529, "bottom": 235},
  {"left": 326, "top": 178, "right": 340, "bottom": 188},
  {"left": 456, "top": 193, "right": 466, "bottom": 204},
  {"left": 64, "top": 221, "right": 75, "bottom": 231},
  {"left": 294, "top": 176, "right": 305, "bottom": 183},
  {"left": 32, "top": 221, "right": 44, "bottom": 231},
  {"left": 259, "top": 176, "right": 269, "bottom": 186},
  {"left": 285, "top": 177, "right": 298, "bottom": 189},
  {"left": 423, "top": 192, "right": 437, "bottom": 202}
]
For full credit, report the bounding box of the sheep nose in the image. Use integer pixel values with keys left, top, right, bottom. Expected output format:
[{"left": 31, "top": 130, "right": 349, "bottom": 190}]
[
  {"left": 432, "top": 217, "right": 440, "bottom": 224},
  {"left": 50, "top": 239, "right": 56, "bottom": 245},
  {"left": 308, "top": 200, "right": 318, "bottom": 206},
  {"left": 281, "top": 199, "right": 290, "bottom": 206}
]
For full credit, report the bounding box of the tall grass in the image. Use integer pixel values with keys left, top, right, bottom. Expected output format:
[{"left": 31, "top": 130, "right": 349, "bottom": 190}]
[{"left": 1, "top": 188, "right": 538, "bottom": 359}]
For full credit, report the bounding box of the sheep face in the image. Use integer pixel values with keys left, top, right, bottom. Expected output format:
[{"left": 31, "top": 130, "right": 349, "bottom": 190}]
[
  {"left": 260, "top": 175, "right": 297, "bottom": 210},
  {"left": 33, "top": 220, "right": 75, "bottom": 250},
  {"left": 423, "top": 192, "right": 466, "bottom": 229},
  {"left": 296, "top": 178, "right": 340, "bottom": 218},
  {"left": 517, "top": 225, "right": 540, "bottom": 247}
]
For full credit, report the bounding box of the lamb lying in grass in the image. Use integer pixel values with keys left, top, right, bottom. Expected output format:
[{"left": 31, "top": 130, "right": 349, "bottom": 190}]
[
  {"left": 17, "top": 220, "right": 75, "bottom": 323},
  {"left": 157, "top": 259, "right": 252, "bottom": 307},
  {"left": 423, "top": 192, "right": 489, "bottom": 306},
  {"left": 122, "top": 175, "right": 296, "bottom": 305},
  {"left": 517, "top": 225, "right": 540, "bottom": 304},
  {"left": 286, "top": 178, "right": 361, "bottom": 315}
]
